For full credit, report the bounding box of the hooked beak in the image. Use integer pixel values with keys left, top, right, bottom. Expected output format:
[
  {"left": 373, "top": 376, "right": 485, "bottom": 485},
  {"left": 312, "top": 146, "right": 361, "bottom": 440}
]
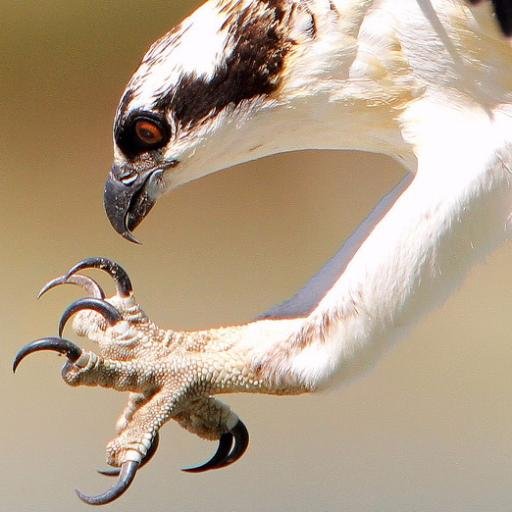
[{"left": 104, "top": 166, "right": 163, "bottom": 243}]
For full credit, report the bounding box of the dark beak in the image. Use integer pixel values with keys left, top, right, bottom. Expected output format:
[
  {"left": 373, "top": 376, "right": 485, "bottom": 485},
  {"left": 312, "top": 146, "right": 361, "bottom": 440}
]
[{"left": 104, "top": 166, "right": 160, "bottom": 243}]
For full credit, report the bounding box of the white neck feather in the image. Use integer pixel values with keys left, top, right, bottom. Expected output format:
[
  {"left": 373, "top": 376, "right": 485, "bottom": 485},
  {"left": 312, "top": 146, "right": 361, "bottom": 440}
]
[
  {"left": 205, "top": 0, "right": 512, "bottom": 393},
  {"left": 233, "top": 102, "right": 512, "bottom": 393}
]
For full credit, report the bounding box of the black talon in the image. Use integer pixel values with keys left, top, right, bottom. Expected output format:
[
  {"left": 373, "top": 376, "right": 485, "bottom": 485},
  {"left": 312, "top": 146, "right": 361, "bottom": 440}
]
[
  {"left": 38, "top": 274, "right": 105, "bottom": 300},
  {"left": 76, "top": 460, "right": 139, "bottom": 505},
  {"left": 221, "top": 419, "right": 249, "bottom": 468},
  {"left": 59, "top": 297, "right": 122, "bottom": 337},
  {"left": 98, "top": 433, "right": 160, "bottom": 476},
  {"left": 182, "top": 419, "right": 250, "bottom": 473},
  {"left": 65, "top": 257, "right": 133, "bottom": 297},
  {"left": 182, "top": 432, "right": 233, "bottom": 473},
  {"left": 13, "top": 337, "right": 82, "bottom": 373}
]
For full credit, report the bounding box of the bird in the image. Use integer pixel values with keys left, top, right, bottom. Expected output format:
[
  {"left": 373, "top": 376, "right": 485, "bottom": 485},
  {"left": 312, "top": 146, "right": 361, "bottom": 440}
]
[{"left": 13, "top": 0, "right": 512, "bottom": 505}]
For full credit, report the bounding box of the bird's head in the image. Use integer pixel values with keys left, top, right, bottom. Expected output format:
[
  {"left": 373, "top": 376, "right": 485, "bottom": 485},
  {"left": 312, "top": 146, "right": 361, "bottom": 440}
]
[{"left": 105, "top": 0, "right": 330, "bottom": 242}]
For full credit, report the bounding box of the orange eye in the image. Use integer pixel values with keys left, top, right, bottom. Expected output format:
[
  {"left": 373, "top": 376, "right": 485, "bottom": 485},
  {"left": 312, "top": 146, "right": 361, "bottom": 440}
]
[{"left": 134, "top": 119, "right": 164, "bottom": 146}]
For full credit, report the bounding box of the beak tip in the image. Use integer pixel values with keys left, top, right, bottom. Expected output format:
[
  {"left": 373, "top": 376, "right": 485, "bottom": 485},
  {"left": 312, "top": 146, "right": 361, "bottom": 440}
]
[
  {"left": 122, "top": 230, "right": 142, "bottom": 245},
  {"left": 104, "top": 172, "right": 153, "bottom": 244}
]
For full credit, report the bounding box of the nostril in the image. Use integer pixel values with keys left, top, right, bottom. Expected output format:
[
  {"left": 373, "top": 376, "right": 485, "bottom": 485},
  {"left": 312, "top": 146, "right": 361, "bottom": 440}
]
[
  {"left": 110, "top": 165, "right": 140, "bottom": 186},
  {"left": 120, "top": 173, "right": 138, "bottom": 186}
]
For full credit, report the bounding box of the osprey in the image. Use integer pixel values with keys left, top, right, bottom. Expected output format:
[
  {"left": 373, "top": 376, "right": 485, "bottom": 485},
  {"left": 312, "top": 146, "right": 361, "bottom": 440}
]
[{"left": 14, "top": 0, "right": 512, "bottom": 505}]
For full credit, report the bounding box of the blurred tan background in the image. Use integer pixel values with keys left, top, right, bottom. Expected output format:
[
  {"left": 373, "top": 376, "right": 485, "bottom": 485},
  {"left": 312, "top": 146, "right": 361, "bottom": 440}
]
[{"left": 2, "top": 2, "right": 512, "bottom": 511}]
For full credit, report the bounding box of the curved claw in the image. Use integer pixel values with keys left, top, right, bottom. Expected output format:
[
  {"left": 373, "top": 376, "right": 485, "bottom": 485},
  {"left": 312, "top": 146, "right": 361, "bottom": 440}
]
[
  {"left": 182, "top": 432, "right": 233, "bottom": 473},
  {"left": 98, "top": 433, "right": 160, "bottom": 476},
  {"left": 38, "top": 274, "right": 105, "bottom": 300},
  {"left": 13, "top": 337, "right": 82, "bottom": 373},
  {"left": 59, "top": 297, "right": 122, "bottom": 337},
  {"left": 76, "top": 460, "right": 139, "bottom": 505},
  {"left": 221, "top": 419, "right": 249, "bottom": 468},
  {"left": 182, "top": 419, "right": 250, "bottom": 473},
  {"left": 65, "top": 257, "right": 133, "bottom": 298}
]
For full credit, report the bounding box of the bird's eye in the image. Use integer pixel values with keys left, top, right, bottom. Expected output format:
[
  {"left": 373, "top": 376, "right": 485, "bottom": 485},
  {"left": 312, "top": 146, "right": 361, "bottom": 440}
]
[
  {"left": 115, "top": 112, "right": 170, "bottom": 158},
  {"left": 134, "top": 119, "right": 164, "bottom": 146}
]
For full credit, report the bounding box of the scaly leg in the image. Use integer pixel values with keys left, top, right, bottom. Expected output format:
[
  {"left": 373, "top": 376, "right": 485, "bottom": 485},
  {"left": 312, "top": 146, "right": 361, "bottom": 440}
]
[{"left": 13, "top": 257, "right": 253, "bottom": 505}]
